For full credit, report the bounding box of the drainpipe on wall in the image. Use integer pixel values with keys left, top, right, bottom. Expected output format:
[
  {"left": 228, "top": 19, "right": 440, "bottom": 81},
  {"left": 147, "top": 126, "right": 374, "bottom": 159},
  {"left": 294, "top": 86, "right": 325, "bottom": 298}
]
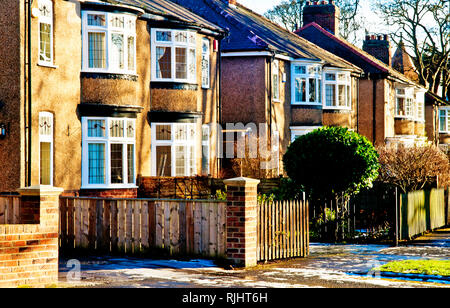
[
  {"left": 26, "top": 0, "right": 33, "bottom": 187},
  {"left": 372, "top": 78, "right": 377, "bottom": 145}
]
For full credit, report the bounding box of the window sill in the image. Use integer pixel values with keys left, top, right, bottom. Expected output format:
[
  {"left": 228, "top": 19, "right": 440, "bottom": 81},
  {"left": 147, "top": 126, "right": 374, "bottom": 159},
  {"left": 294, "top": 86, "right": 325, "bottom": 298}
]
[
  {"left": 395, "top": 116, "right": 414, "bottom": 120},
  {"left": 80, "top": 185, "right": 138, "bottom": 190},
  {"left": 38, "top": 62, "right": 58, "bottom": 69},
  {"left": 291, "top": 102, "right": 322, "bottom": 106},
  {"left": 323, "top": 106, "right": 352, "bottom": 111},
  {"left": 273, "top": 99, "right": 282, "bottom": 103}
]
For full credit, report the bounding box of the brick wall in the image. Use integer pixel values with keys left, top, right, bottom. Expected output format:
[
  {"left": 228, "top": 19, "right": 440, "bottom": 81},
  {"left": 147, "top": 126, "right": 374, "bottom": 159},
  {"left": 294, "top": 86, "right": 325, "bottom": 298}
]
[
  {"left": 79, "top": 188, "right": 138, "bottom": 198},
  {"left": 0, "top": 186, "right": 62, "bottom": 288},
  {"left": 224, "top": 177, "right": 260, "bottom": 267}
]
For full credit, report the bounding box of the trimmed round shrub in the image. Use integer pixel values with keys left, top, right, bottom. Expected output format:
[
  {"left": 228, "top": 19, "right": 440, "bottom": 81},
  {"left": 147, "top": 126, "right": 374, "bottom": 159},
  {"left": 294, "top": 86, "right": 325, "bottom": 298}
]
[{"left": 283, "top": 126, "right": 380, "bottom": 200}]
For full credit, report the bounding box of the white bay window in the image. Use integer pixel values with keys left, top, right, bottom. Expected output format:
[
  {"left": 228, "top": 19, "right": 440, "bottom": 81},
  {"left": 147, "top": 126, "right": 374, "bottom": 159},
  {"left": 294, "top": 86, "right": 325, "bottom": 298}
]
[
  {"left": 323, "top": 71, "right": 351, "bottom": 109},
  {"left": 395, "top": 88, "right": 414, "bottom": 118},
  {"left": 151, "top": 123, "right": 197, "bottom": 177},
  {"left": 82, "top": 11, "right": 136, "bottom": 74},
  {"left": 291, "top": 63, "right": 322, "bottom": 105},
  {"left": 440, "top": 108, "right": 450, "bottom": 133},
  {"left": 152, "top": 29, "right": 197, "bottom": 83},
  {"left": 82, "top": 117, "right": 136, "bottom": 188}
]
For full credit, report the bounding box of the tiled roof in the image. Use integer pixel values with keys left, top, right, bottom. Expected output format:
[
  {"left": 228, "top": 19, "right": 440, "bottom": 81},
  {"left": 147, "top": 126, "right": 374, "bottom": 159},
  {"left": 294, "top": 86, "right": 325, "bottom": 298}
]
[
  {"left": 392, "top": 42, "right": 420, "bottom": 83},
  {"left": 296, "top": 22, "right": 425, "bottom": 88},
  {"left": 169, "top": 0, "right": 361, "bottom": 71},
  {"left": 95, "top": 0, "right": 224, "bottom": 33}
]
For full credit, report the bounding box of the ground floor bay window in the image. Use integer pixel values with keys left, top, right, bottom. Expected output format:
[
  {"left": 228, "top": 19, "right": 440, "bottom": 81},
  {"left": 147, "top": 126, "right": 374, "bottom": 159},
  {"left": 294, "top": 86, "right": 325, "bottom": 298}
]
[
  {"left": 81, "top": 117, "right": 136, "bottom": 188},
  {"left": 151, "top": 123, "right": 197, "bottom": 177},
  {"left": 440, "top": 107, "right": 450, "bottom": 133}
]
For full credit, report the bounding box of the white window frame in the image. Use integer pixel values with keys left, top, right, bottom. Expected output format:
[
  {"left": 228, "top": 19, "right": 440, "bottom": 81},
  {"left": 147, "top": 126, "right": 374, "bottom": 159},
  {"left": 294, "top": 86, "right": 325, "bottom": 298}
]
[
  {"left": 151, "top": 123, "right": 197, "bottom": 177},
  {"left": 81, "top": 117, "right": 136, "bottom": 189},
  {"left": 395, "top": 87, "right": 415, "bottom": 119},
  {"left": 201, "top": 38, "right": 210, "bottom": 89},
  {"left": 202, "top": 124, "right": 211, "bottom": 175},
  {"left": 38, "top": 0, "right": 54, "bottom": 66},
  {"left": 291, "top": 62, "right": 322, "bottom": 106},
  {"left": 39, "top": 112, "right": 54, "bottom": 186},
  {"left": 290, "top": 126, "right": 322, "bottom": 142},
  {"left": 81, "top": 11, "right": 137, "bottom": 75},
  {"left": 415, "top": 90, "right": 426, "bottom": 122},
  {"left": 273, "top": 60, "right": 280, "bottom": 101},
  {"left": 439, "top": 107, "right": 450, "bottom": 133},
  {"left": 151, "top": 28, "right": 197, "bottom": 83},
  {"left": 323, "top": 69, "right": 352, "bottom": 110}
]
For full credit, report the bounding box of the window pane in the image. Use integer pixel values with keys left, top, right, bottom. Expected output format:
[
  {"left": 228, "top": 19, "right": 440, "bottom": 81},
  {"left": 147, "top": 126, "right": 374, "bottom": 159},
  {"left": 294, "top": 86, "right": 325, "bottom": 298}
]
[
  {"left": 40, "top": 142, "right": 51, "bottom": 185},
  {"left": 127, "top": 144, "right": 134, "bottom": 184},
  {"left": 273, "top": 74, "right": 279, "bottom": 100},
  {"left": 88, "top": 32, "right": 106, "bottom": 68},
  {"left": 175, "top": 124, "right": 188, "bottom": 141},
  {"left": 294, "top": 66, "right": 306, "bottom": 74},
  {"left": 39, "top": 23, "right": 51, "bottom": 62},
  {"left": 202, "top": 144, "right": 209, "bottom": 175},
  {"left": 156, "top": 124, "right": 172, "bottom": 140},
  {"left": 176, "top": 47, "right": 187, "bottom": 79},
  {"left": 175, "top": 31, "right": 187, "bottom": 43},
  {"left": 188, "top": 48, "right": 196, "bottom": 81},
  {"left": 325, "top": 73, "right": 336, "bottom": 81},
  {"left": 325, "top": 84, "right": 336, "bottom": 106},
  {"left": 440, "top": 114, "right": 446, "bottom": 131},
  {"left": 201, "top": 47, "right": 210, "bottom": 88},
  {"left": 126, "top": 120, "right": 135, "bottom": 138},
  {"left": 111, "top": 33, "right": 124, "bottom": 70},
  {"left": 189, "top": 145, "right": 195, "bottom": 176},
  {"left": 111, "top": 15, "right": 124, "bottom": 28},
  {"left": 110, "top": 119, "right": 124, "bottom": 137},
  {"left": 39, "top": 114, "right": 53, "bottom": 136},
  {"left": 88, "top": 14, "right": 106, "bottom": 27},
  {"left": 295, "top": 78, "right": 306, "bottom": 102},
  {"left": 175, "top": 146, "right": 186, "bottom": 176},
  {"left": 88, "top": 120, "right": 105, "bottom": 137},
  {"left": 347, "top": 85, "right": 351, "bottom": 107},
  {"left": 309, "top": 78, "right": 316, "bottom": 102},
  {"left": 156, "top": 30, "right": 172, "bottom": 42},
  {"left": 88, "top": 143, "right": 105, "bottom": 184},
  {"left": 156, "top": 47, "right": 172, "bottom": 78},
  {"left": 127, "top": 36, "right": 135, "bottom": 71},
  {"left": 110, "top": 144, "right": 124, "bottom": 184},
  {"left": 156, "top": 146, "right": 172, "bottom": 176},
  {"left": 338, "top": 84, "right": 346, "bottom": 106}
]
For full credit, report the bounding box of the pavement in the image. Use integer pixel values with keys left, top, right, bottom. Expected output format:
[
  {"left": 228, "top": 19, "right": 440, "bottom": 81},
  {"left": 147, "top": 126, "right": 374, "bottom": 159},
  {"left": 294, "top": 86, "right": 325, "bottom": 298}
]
[{"left": 58, "top": 228, "right": 450, "bottom": 288}]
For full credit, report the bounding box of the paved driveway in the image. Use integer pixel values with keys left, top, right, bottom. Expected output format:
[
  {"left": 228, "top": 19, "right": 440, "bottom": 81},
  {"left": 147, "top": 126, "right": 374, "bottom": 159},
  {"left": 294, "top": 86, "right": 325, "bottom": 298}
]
[{"left": 58, "top": 229, "right": 450, "bottom": 288}]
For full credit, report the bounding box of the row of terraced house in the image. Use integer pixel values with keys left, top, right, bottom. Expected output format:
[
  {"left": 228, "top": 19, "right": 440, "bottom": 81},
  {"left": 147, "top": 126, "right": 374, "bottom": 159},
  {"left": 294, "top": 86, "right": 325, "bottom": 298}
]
[{"left": 0, "top": 0, "right": 448, "bottom": 197}]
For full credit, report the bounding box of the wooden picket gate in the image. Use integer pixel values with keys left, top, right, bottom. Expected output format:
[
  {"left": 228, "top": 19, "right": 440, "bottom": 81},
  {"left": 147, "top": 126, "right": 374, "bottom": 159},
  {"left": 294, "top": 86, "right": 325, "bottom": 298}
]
[
  {"left": 59, "top": 197, "right": 227, "bottom": 257},
  {"left": 257, "top": 200, "right": 309, "bottom": 262}
]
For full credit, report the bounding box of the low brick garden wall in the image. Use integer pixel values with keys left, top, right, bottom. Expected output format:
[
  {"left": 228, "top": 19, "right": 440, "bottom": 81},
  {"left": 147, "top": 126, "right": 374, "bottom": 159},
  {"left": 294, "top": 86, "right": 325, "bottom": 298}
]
[{"left": 0, "top": 187, "right": 62, "bottom": 288}]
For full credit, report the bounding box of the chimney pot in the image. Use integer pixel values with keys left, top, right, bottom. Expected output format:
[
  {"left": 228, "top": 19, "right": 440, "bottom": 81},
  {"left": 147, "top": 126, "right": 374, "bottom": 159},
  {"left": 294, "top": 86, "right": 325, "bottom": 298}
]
[
  {"left": 228, "top": 0, "right": 237, "bottom": 6},
  {"left": 365, "top": 35, "right": 370, "bottom": 41},
  {"left": 384, "top": 34, "right": 389, "bottom": 41},
  {"left": 306, "top": 1, "right": 310, "bottom": 5}
]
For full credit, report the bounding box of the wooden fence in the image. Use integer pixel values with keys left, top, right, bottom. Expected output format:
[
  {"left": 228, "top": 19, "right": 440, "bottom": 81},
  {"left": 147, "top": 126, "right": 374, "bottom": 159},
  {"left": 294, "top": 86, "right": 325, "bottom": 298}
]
[
  {"left": 59, "top": 197, "right": 227, "bottom": 257},
  {"left": 400, "top": 188, "right": 446, "bottom": 240},
  {"left": 257, "top": 200, "right": 309, "bottom": 262},
  {"left": 0, "top": 195, "right": 20, "bottom": 224}
]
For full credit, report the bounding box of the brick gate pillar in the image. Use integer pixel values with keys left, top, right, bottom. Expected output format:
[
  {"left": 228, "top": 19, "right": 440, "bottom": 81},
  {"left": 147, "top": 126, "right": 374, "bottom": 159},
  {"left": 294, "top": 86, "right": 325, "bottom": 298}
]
[
  {"left": 17, "top": 186, "right": 63, "bottom": 286},
  {"left": 223, "top": 177, "right": 260, "bottom": 268}
]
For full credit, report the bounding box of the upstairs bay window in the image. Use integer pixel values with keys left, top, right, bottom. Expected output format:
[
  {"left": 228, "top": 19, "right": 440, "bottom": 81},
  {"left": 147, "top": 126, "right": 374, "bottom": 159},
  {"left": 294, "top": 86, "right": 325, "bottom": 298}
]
[
  {"left": 292, "top": 64, "right": 322, "bottom": 105},
  {"left": 440, "top": 108, "right": 450, "bottom": 133},
  {"left": 323, "top": 71, "right": 351, "bottom": 109},
  {"left": 38, "top": 0, "right": 53, "bottom": 66},
  {"left": 151, "top": 123, "right": 197, "bottom": 177},
  {"left": 82, "top": 117, "right": 136, "bottom": 188},
  {"left": 152, "top": 29, "right": 197, "bottom": 83},
  {"left": 82, "top": 11, "right": 136, "bottom": 74}
]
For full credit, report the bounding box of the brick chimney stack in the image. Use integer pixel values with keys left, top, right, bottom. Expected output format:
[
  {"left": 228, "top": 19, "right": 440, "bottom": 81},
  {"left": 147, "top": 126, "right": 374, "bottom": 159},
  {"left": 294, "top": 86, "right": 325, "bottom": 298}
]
[
  {"left": 362, "top": 34, "right": 391, "bottom": 66},
  {"left": 303, "top": 0, "right": 340, "bottom": 36}
]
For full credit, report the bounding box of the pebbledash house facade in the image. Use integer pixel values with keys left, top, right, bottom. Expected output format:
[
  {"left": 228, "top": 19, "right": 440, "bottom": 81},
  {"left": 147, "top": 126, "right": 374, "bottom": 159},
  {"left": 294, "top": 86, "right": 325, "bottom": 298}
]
[
  {"left": 0, "top": 0, "right": 226, "bottom": 196},
  {"left": 171, "top": 0, "right": 363, "bottom": 175}
]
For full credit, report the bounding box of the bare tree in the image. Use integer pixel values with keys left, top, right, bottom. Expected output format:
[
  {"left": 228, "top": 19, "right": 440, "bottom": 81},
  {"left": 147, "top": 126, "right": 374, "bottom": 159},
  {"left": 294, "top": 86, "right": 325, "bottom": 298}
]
[
  {"left": 376, "top": 0, "right": 450, "bottom": 99},
  {"left": 378, "top": 145, "right": 450, "bottom": 193},
  {"left": 264, "top": 0, "right": 362, "bottom": 43}
]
